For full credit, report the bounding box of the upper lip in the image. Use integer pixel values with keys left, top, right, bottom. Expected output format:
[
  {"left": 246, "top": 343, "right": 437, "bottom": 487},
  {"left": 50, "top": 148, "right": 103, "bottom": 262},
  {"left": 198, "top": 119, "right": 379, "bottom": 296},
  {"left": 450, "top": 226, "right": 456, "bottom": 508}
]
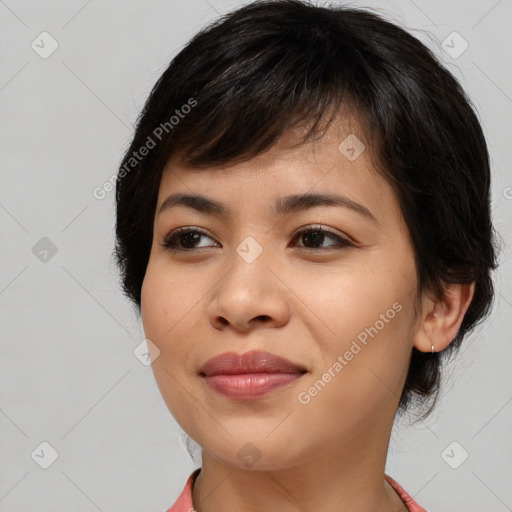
[{"left": 199, "top": 350, "right": 307, "bottom": 376}]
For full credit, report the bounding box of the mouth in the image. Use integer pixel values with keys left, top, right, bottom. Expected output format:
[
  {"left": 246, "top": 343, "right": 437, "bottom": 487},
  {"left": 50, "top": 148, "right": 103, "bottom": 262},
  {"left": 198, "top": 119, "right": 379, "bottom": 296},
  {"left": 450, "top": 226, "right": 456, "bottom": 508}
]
[{"left": 199, "top": 350, "right": 307, "bottom": 400}]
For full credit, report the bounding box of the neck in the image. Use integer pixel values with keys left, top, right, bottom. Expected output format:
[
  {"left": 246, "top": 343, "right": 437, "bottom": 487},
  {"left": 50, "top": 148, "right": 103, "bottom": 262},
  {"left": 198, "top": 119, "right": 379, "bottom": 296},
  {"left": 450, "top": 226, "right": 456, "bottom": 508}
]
[{"left": 191, "top": 417, "right": 408, "bottom": 512}]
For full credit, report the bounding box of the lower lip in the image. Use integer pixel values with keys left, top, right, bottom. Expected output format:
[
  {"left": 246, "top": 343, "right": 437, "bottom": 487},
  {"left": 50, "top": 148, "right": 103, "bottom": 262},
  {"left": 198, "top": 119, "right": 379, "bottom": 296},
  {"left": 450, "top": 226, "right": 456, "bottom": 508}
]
[{"left": 203, "top": 372, "right": 304, "bottom": 400}]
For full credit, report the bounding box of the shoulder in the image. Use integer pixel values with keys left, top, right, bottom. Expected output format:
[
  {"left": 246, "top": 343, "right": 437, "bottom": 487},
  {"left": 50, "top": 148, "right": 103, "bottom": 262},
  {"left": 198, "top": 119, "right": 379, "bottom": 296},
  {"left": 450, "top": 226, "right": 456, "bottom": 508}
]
[
  {"left": 164, "top": 468, "right": 201, "bottom": 512},
  {"left": 385, "top": 474, "right": 428, "bottom": 512}
]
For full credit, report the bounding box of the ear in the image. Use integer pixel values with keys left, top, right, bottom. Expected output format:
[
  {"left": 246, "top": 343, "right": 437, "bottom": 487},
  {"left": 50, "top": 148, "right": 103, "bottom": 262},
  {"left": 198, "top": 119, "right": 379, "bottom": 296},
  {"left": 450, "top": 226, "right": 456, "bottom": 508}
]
[{"left": 413, "top": 282, "right": 476, "bottom": 353}]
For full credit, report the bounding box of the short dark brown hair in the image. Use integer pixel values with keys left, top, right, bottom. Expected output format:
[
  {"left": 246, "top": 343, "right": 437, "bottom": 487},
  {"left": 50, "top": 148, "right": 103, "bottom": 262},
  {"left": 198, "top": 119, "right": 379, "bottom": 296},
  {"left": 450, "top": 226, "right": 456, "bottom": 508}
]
[{"left": 114, "top": 0, "right": 499, "bottom": 421}]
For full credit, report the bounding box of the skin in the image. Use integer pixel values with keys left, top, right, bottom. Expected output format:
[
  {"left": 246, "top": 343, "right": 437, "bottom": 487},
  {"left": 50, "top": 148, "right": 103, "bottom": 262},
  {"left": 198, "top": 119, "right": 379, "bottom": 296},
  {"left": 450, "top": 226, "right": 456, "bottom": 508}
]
[{"left": 140, "top": 115, "right": 475, "bottom": 512}]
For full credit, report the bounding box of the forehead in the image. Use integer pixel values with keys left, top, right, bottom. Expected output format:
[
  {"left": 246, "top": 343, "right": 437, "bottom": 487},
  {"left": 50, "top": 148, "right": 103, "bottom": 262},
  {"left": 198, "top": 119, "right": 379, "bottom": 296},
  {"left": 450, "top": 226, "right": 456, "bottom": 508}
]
[
  {"left": 155, "top": 113, "right": 399, "bottom": 225},
  {"left": 163, "top": 112, "right": 376, "bottom": 179}
]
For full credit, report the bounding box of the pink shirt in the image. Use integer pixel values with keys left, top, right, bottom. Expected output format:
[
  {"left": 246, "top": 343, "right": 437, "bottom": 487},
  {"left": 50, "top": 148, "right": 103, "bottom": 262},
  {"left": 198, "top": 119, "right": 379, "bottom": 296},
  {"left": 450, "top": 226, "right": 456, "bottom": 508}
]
[{"left": 165, "top": 468, "right": 427, "bottom": 512}]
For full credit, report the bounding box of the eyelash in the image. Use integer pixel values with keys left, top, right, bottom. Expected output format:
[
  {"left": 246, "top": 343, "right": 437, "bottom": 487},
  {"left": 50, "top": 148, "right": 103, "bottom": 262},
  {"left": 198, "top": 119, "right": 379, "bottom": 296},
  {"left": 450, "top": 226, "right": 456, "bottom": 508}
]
[{"left": 160, "top": 225, "right": 354, "bottom": 253}]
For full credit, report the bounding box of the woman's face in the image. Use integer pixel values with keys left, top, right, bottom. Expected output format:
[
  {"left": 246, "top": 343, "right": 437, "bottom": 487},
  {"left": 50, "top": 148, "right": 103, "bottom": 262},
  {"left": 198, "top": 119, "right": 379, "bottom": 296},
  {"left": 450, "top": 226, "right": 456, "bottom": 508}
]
[{"left": 141, "top": 118, "right": 424, "bottom": 470}]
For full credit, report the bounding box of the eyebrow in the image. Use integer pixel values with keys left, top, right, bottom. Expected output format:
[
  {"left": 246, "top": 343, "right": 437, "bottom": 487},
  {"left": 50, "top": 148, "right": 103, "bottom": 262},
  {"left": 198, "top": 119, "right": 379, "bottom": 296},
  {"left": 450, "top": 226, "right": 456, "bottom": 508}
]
[{"left": 157, "top": 192, "right": 378, "bottom": 223}]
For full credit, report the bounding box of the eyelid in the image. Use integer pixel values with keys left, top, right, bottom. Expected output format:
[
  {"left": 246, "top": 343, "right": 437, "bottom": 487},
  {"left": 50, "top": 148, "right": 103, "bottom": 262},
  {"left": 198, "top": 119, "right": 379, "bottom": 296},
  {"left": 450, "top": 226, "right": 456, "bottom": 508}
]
[
  {"left": 160, "top": 225, "right": 216, "bottom": 247},
  {"left": 292, "top": 224, "right": 356, "bottom": 246},
  {"left": 160, "top": 224, "right": 356, "bottom": 252}
]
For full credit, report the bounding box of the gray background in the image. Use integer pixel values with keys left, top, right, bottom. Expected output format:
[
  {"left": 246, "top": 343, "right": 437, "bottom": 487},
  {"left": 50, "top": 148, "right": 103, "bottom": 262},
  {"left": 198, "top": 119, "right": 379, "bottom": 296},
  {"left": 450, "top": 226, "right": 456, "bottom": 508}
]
[{"left": 0, "top": 0, "right": 511, "bottom": 510}]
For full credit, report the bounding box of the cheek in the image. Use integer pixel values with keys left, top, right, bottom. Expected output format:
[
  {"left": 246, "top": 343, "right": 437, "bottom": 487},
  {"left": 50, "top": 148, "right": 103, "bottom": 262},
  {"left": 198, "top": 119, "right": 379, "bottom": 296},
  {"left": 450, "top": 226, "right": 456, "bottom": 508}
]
[
  {"left": 140, "top": 261, "right": 217, "bottom": 394},
  {"left": 141, "top": 265, "right": 202, "bottom": 421},
  {"left": 307, "top": 252, "right": 417, "bottom": 387},
  {"left": 141, "top": 267, "right": 186, "bottom": 379},
  {"left": 303, "top": 258, "right": 409, "bottom": 341},
  {"left": 140, "top": 270, "right": 167, "bottom": 345},
  {"left": 141, "top": 262, "right": 201, "bottom": 345},
  {"left": 293, "top": 303, "right": 414, "bottom": 440}
]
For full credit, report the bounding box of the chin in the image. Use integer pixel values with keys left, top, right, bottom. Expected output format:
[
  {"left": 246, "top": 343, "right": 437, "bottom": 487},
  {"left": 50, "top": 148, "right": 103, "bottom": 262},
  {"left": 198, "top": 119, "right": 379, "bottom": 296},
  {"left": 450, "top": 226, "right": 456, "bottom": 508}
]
[{"left": 201, "top": 435, "right": 307, "bottom": 472}]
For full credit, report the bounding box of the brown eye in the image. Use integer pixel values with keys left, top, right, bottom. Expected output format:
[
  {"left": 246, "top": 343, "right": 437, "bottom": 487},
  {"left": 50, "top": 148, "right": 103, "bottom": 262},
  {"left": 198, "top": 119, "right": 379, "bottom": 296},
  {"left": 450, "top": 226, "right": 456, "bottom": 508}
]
[
  {"left": 160, "top": 225, "right": 354, "bottom": 253},
  {"left": 161, "top": 227, "right": 217, "bottom": 251},
  {"left": 292, "top": 226, "right": 353, "bottom": 251}
]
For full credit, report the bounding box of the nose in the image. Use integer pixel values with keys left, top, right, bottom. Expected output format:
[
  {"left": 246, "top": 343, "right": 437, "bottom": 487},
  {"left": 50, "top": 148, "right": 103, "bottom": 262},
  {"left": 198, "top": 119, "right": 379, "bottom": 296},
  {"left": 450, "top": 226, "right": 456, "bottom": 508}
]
[{"left": 206, "top": 247, "right": 291, "bottom": 333}]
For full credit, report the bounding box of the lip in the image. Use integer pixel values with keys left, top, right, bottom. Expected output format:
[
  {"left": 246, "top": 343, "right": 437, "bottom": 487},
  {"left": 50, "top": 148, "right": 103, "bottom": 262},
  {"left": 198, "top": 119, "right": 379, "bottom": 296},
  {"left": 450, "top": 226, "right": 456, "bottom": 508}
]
[
  {"left": 199, "top": 350, "right": 307, "bottom": 400},
  {"left": 199, "top": 350, "right": 306, "bottom": 376}
]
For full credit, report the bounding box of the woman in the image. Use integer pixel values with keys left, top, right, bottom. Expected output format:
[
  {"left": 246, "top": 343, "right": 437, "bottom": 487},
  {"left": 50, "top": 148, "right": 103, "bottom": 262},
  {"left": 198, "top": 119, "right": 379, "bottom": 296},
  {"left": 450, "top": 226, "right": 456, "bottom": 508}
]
[{"left": 114, "top": 1, "right": 498, "bottom": 510}]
